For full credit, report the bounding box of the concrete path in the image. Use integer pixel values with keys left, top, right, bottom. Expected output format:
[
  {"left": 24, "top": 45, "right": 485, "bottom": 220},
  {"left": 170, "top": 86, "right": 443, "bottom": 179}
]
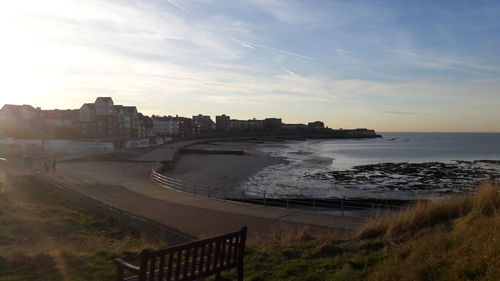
[
  {"left": 5, "top": 146, "right": 367, "bottom": 240},
  {"left": 50, "top": 160, "right": 365, "bottom": 233}
]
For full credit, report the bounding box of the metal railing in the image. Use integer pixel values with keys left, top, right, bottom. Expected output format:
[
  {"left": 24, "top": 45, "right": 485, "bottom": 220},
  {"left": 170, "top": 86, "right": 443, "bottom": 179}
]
[{"left": 151, "top": 169, "right": 405, "bottom": 218}]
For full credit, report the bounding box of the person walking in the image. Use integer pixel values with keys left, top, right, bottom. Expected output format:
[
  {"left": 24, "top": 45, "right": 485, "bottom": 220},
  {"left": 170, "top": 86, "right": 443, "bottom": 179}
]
[
  {"left": 52, "top": 158, "right": 57, "bottom": 172},
  {"left": 27, "top": 154, "right": 32, "bottom": 169},
  {"left": 22, "top": 153, "right": 28, "bottom": 167},
  {"left": 42, "top": 162, "right": 49, "bottom": 173}
]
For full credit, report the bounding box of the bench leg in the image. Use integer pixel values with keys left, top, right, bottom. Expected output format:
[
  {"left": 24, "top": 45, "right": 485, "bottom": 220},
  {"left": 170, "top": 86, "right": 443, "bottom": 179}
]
[
  {"left": 116, "top": 266, "right": 124, "bottom": 281},
  {"left": 237, "top": 264, "right": 244, "bottom": 281}
]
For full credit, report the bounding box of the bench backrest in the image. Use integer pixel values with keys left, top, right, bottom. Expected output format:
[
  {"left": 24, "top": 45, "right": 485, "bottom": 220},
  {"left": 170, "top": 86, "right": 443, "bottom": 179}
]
[{"left": 138, "top": 227, "right": 247, "bottom": 281}]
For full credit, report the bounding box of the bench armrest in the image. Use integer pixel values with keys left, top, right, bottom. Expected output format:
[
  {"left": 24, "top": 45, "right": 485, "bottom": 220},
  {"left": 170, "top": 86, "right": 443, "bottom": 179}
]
[{"left": 114, "top": 258, "right": 140, "bottom": 274}]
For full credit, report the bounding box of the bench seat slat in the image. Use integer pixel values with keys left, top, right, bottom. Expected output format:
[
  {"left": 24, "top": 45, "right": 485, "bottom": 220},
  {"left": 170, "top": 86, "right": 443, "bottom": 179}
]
[
  {"left": 115, "top": 227, "right": 247, "bottom": 281},
  {"left": 124, "top": 255, "right": 229, "bottom": 281}
]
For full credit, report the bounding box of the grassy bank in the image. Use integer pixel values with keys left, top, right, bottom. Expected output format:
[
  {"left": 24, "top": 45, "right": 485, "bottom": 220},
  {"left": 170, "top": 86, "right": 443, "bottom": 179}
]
[
  {"left": 0, "top": 173, "right": 498, "bottom": 281},
  {"left": 240, "top": 183, "right": 499, "bottom": 281},
  {"left": 0, "top": 174, "right": 163, "bottom": 281}
]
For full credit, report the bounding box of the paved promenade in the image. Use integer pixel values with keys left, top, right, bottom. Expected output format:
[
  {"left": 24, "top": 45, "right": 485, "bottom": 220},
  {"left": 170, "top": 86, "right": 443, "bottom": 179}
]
[{"left": 6, "top": 144, "right": 367, "bottom": 240}]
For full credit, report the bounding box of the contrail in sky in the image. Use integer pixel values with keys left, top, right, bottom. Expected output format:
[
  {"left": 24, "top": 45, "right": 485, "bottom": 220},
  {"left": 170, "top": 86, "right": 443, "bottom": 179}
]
[
  {"left": 166, "top": 0, "right": 192, "bottom": 15},
  {"left": 282, "top": 68, "right": 333, "bottom": 99},
  {"left": 232, "top": 37, "right": 317, "bottom": 61}
]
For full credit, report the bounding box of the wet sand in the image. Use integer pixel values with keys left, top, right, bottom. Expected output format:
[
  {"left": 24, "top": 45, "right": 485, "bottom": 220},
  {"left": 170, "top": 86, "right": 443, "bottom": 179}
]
[{"left": 164, "top": 142, "right": 287, "bottom": 190}]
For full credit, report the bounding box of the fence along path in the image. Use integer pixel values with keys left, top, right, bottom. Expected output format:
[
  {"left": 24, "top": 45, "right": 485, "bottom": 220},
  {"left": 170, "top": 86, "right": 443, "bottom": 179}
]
[{"left": 151, "top": 169, "right": 405, "bottom": 219}]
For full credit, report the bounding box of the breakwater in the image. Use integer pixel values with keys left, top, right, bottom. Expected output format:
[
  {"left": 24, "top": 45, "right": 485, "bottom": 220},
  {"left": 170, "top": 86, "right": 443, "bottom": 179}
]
[{"left": 179, "top": 148, "right": 245, "bottom": 155}]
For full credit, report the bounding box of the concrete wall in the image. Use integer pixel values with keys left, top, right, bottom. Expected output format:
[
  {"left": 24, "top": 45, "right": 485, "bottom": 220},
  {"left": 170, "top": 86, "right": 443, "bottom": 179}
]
[
  {"left": 43, "top": 140, "right": 73, "bottom": 153},
  {"left": 66, "top": 142, "right": 114, "bottom": 153},
  {"left": 0, "top": 138, "right": 43, "bottom": 154},
  {"left": 0, "top": 138, "right": 115, "bottom": 154},
  {"left": 124, "top": 139, "right": 151, "bottom": 149}
]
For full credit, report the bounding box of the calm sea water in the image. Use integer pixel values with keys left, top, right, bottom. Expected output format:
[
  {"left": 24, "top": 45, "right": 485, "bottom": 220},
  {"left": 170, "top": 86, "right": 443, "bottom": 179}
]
[
  {"left": 243, "top": 133, "right": 500, "bottom": 200},
  {"left": 314, "top": 132, "right": 500, "bottom": 170}
]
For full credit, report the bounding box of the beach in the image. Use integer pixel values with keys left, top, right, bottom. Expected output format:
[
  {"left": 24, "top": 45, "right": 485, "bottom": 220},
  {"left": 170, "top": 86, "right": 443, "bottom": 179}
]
[
  {"left": 162, "top": 134, "right": 500, "bottom": 201},
  {"left": 163, "top": 141, "right": 287, "bottom": 191}
]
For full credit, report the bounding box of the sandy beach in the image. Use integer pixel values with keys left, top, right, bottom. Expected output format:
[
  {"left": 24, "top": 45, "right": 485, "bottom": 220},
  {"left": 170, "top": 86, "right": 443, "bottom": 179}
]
[
  {"left": 163, "top": 141, "right": 287, "bottom": 191},
  {"left": 162, "top": 136, "right": 500, "bottom": 200}
]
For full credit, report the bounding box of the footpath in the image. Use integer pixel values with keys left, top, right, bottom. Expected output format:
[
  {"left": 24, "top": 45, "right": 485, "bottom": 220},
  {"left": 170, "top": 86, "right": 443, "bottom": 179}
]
[{"left": 6, "top": 142, "right": 367, "bottom": 240}]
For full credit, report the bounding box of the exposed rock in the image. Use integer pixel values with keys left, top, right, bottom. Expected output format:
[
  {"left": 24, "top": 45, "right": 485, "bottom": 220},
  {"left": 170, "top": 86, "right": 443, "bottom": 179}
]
[{"left": 303, "top": 160, "right": 500, "bottom": 194}]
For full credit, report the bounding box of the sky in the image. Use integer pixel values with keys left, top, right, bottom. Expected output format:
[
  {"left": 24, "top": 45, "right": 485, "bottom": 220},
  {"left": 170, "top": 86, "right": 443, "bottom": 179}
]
[{"left": 1, "top": 0, "right": 499, "bottom": 132}]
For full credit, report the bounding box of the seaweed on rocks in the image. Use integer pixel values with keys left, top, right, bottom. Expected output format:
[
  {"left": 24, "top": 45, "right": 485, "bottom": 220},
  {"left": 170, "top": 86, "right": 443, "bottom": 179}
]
[{"left": 304, "top": 160, "right": 500, "bottom": 194}]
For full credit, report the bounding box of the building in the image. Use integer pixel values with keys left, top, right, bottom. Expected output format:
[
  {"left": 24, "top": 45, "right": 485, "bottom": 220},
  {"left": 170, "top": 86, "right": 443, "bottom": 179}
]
[
  {"left": 219, "top": 116, "right": 283, "bottom": 131},
  {"left": 38, "top": 109, "right": 77, "bottom": 128},
  {"left": 263, "top": 118, "right": 282, "bottom": 130},
  {"left": 95, "top": 97, "right": 114, "bottom": 115},
  {"left": 37, "top": 109, "right": 79, "bottom": 138},
  {"left": 178, "top": 117, "right": 197, "bottom": 137},
  {"left": 216, "top": 114, "right": 230, "bottom": 131},
  {"left": 114, "top": 105, "right": 139, "bottom": 139},
  {"left": 247, "top": 118, "right": 263, "bottom": 130},
  {"left": 193, "top": 114, "right": 215, "bottom": 133},
  {"left": 229, "top": 119, "right": 247, "bottom": 131},
  {"left": 152, "top": 115, "right": 197, "bottom": 137},
  {"left": 0, "top": 104, "right": 39, "bottom": 138},
  {"left": 308, "top": 121, "right": 325, "bottom": 129},
  {"left": 78, "top": 97, "right": 140, "bottom": 139},
  {"left": 282, "top": 123, "right": 307, "bottom": 130},
  {"left": 138, "top": 113, "right": 154, "bottom": 138},
  {"left": 0, "top": 104, "right": 38, "bottom": 121},
  {"left": 152, "top": 116, "right": 180, "bottom": 136}
]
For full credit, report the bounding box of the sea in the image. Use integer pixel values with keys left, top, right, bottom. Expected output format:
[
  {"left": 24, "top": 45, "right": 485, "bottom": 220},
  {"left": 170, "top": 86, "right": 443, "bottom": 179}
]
[{"left": 242, "top": 133, "right": 500, "bottom": 200}]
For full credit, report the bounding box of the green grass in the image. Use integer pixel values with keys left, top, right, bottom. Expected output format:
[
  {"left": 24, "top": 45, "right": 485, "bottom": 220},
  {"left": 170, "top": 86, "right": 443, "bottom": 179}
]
[
  {"left": 0, "top": 174, "right": 163, "bottom": 281},
  {"left": 0, "top": 173, "right": 498, "bottom": 281}
]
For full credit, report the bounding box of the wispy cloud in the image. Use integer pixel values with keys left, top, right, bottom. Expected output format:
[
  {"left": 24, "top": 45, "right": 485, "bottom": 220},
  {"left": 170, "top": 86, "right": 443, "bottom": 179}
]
[
  {"left": 389, "top": 49, "right": 498, "bottom": 77},
  {"left": 248, "top": 0, "right": 321, "bottom": 24},
  {"left": 349, "top": 67, "right": 401, "bottom": 81},
  {"left": 166, "top": 0, "right": 193, "bottom": 15},
  {"left": 231, "top": 36, "right": 255, "bottom": 50},
  {"left": 1, "top": 0, "right": 500, "bottom": 131},
  {"left": 282, "top": 68, "right": 332, "bottom": 98},
  {"left": 335, "top": 48, "right": 353, "bottom": 55},
  {"left": 232, "top": 37, "right": 317, "bottom": 60},
  {"left": 380, "top": 111, "right": 418, "bottom": 115}
]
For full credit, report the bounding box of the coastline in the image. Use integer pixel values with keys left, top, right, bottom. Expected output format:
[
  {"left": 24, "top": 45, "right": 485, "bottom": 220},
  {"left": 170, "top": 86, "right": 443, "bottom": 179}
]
[
  {"left": 163, "top": 141, "right": 288, "bottom": 191},
  {"left": 160, "top": 136, "right": 500, "bottom": 201}
]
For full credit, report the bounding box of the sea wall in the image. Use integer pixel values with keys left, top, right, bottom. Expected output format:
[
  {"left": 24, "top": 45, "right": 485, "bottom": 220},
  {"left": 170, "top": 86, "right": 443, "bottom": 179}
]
[{"left": 0, "top": 138, "right": 115, "bottom": 155}]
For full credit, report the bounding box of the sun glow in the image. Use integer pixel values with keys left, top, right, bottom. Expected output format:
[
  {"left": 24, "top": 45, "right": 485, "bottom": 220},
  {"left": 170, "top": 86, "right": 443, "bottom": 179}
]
[
  {"left": 0, "top": 1, "right": 108, "bottom": 106},
  {"left": 0, "top": 1, "right": 499, "bottom": 131},
  {"left": 1, "top": 2, "right": 59, "bottom": 103}
]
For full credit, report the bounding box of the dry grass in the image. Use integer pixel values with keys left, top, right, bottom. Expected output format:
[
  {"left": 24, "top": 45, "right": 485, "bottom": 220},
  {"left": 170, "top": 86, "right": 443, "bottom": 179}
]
[
  {"left": 1, "top": 172, "right": 498, "bottom": 281},
  {"left": 357, "top": 183, "right": 499, "bottom": 240},
  {"left": 367, "top": 183, "right": 500, "bottom": 281},
  {"left": 0, "top": 174, "right": 163, "bottom": 281},
  {"left": 350, "top": 183, "right": 500, "bottom": 281},
  {"left": 241, "top": 183, "right": 499, "bottom": 281}
]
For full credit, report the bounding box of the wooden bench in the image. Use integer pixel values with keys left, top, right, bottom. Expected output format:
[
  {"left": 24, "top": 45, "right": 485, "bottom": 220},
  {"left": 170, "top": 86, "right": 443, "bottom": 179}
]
[{"left": 114, "top": 227, "right": 247, "bottom": 281}]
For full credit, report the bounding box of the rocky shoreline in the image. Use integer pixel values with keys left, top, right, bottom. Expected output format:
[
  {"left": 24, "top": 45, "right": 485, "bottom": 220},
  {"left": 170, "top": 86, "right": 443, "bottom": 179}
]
[{"left": 304, "top": 160, "right": 500, "bottom": 194}]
